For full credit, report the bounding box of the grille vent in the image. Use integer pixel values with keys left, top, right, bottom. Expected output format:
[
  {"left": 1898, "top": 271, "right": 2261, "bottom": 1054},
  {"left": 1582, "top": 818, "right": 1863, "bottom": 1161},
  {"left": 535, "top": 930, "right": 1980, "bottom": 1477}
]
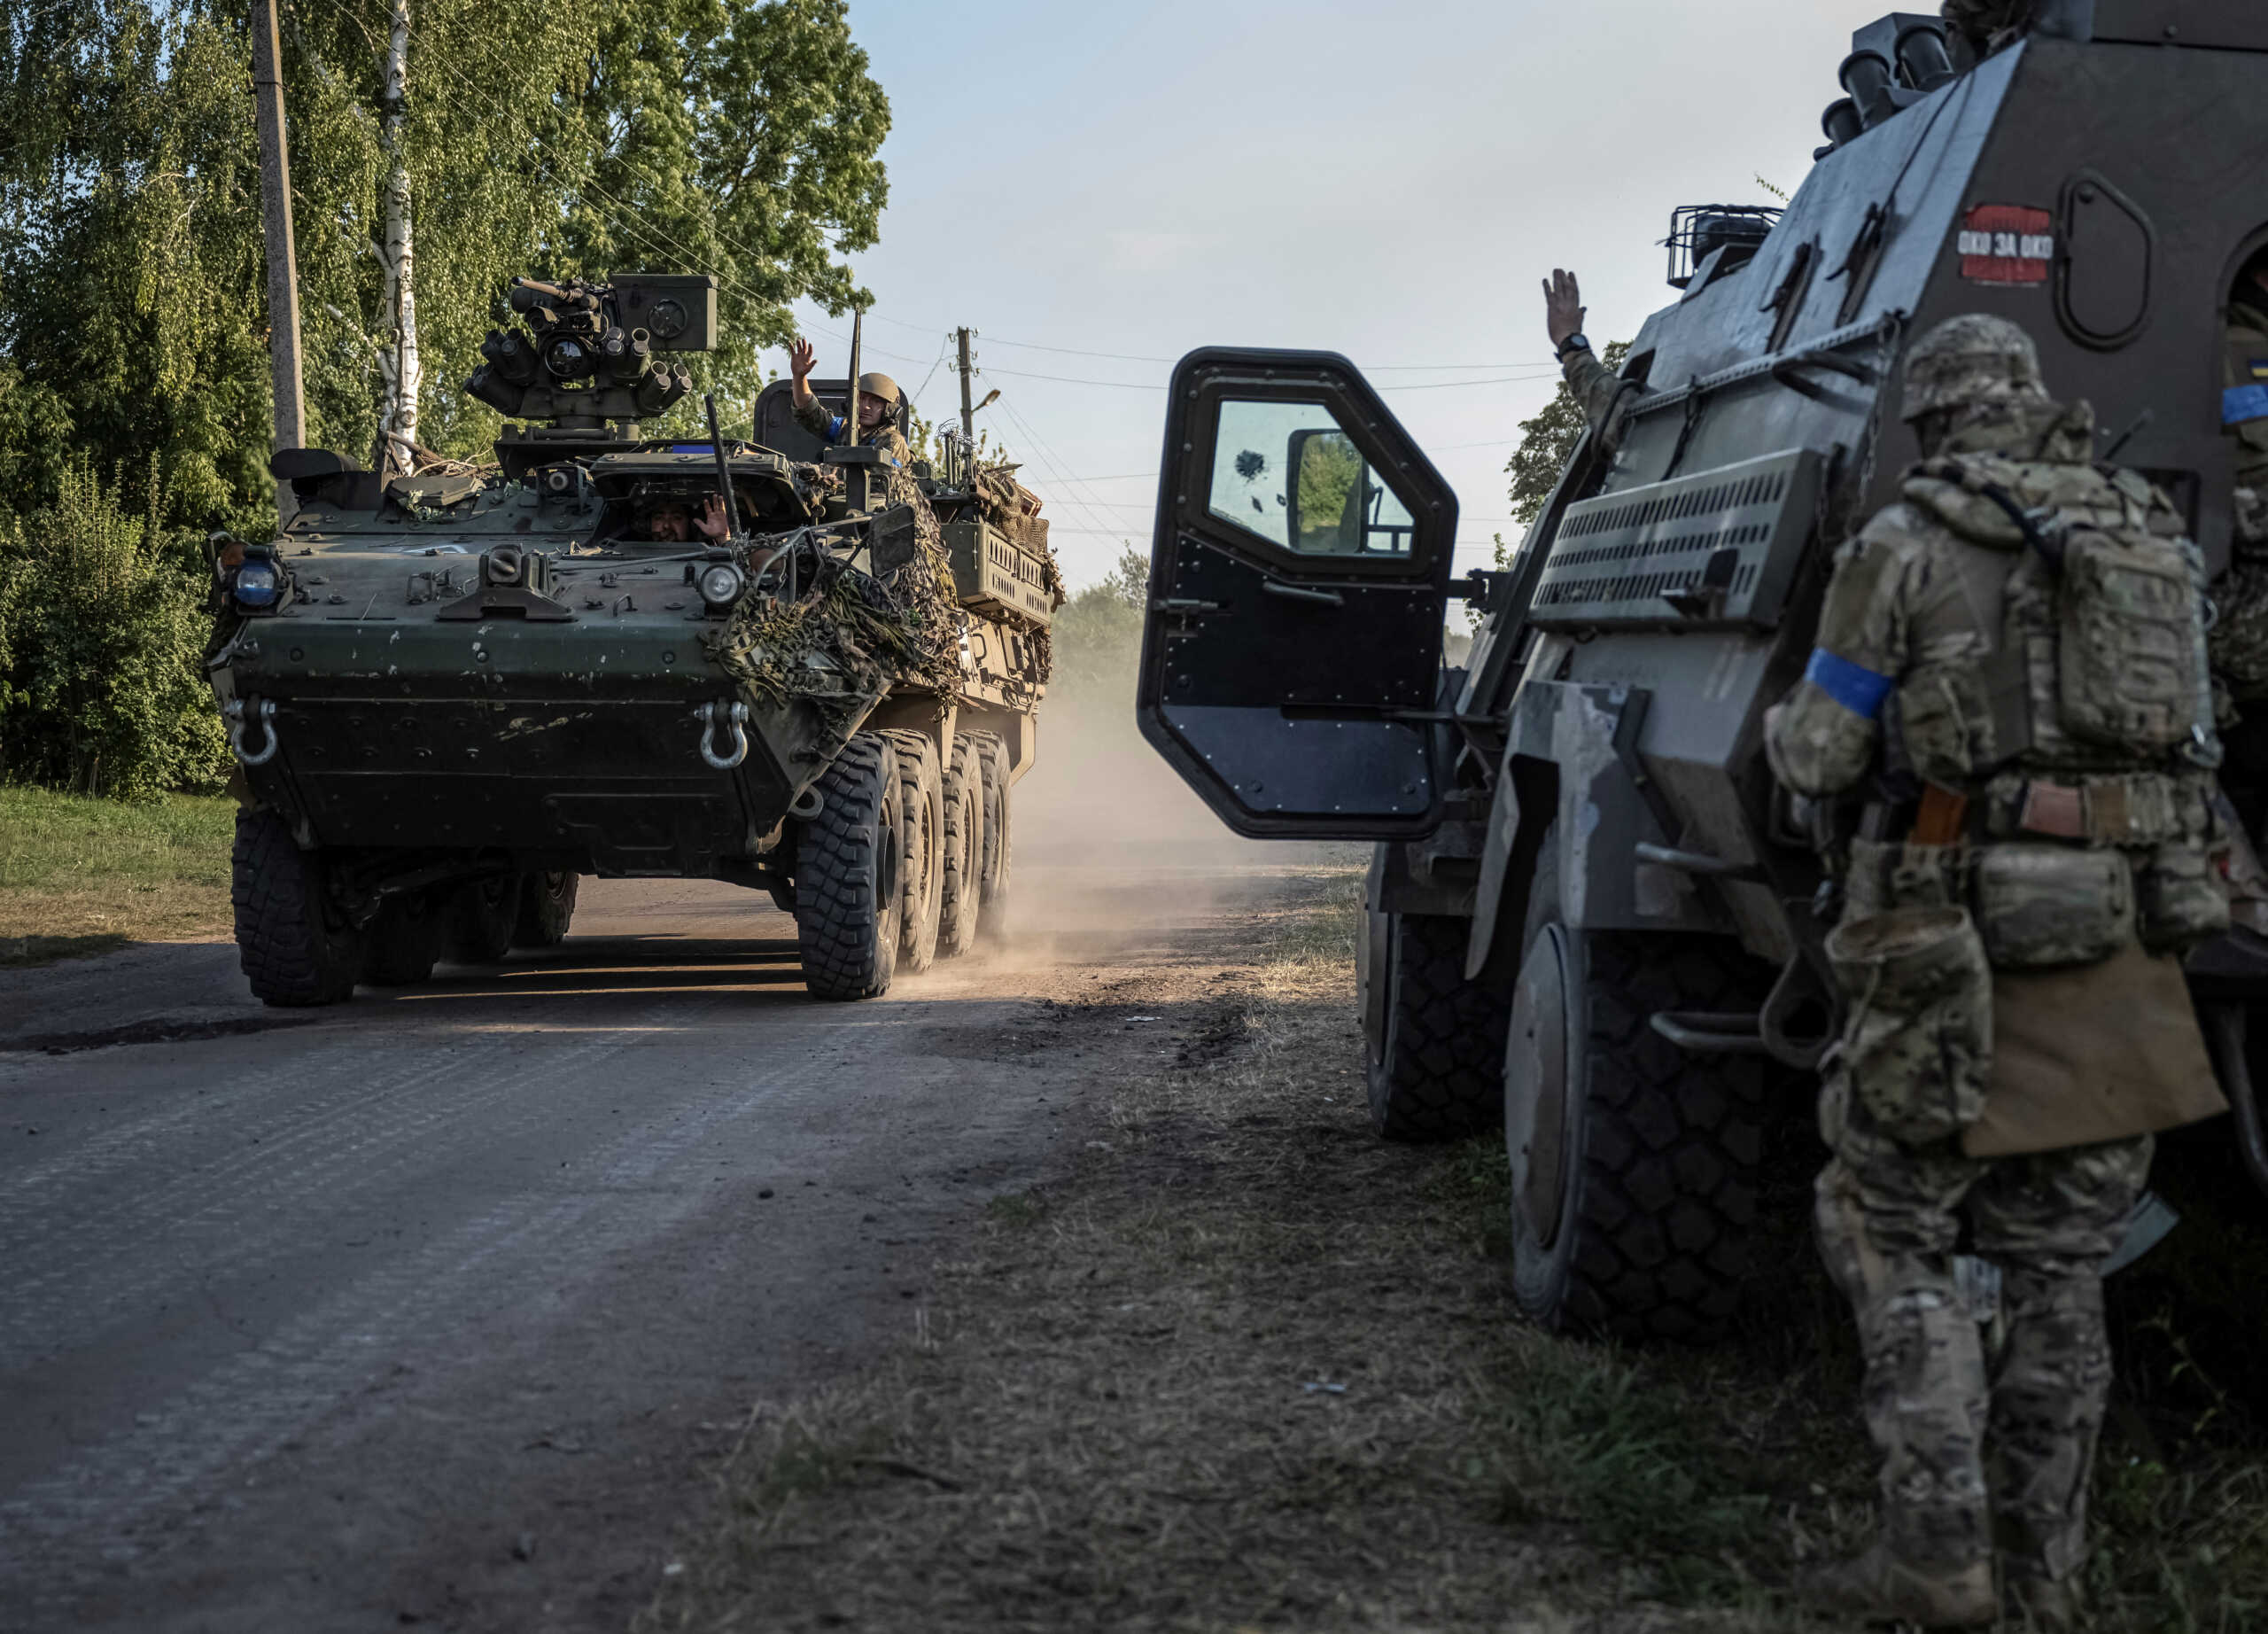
[{"left": 1530, "top": 447, "right": 1823, "bottom": 630}]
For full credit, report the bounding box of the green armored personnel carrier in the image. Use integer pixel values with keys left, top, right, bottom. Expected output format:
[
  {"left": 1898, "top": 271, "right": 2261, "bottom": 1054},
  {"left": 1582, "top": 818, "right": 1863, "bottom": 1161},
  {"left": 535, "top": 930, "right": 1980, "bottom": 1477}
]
[
  {"left": 213, "top": 274, "right": 1058, "bottom": 1004},
  {"left": 1135, "top": 3, "right": 2268, "bottom": 1338}
]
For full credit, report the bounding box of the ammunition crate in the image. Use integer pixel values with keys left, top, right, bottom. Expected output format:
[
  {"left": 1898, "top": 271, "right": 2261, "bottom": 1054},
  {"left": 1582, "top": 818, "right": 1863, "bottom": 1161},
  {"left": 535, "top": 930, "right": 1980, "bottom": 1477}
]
[{"left": 943, "top": 517, "right": 1054, "bottom": 626}]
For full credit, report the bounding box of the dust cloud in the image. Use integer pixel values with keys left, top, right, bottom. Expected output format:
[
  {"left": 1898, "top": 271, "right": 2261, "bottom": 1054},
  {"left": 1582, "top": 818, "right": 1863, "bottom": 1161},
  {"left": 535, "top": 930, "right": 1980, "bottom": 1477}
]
[{"left": 988, "top": 680, "right": 1360, "bottom": 961}]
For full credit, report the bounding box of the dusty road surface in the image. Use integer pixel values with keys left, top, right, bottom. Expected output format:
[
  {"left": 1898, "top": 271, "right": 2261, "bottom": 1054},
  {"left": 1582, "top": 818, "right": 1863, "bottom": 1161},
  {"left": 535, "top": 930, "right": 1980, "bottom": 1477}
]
[{"left": 0, "top": 850, "right": 1300, "bottom": 1633}]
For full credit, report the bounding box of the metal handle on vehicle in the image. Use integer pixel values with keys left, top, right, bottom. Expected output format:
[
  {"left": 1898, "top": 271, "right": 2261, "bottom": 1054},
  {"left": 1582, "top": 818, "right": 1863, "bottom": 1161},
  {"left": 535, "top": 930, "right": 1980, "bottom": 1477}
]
[
  {"left": 1260, "top": 580, "right": 1345, "bottom": 608},
  {"left": 695, "top": 700, "right": 750, "bottom": 770},
  {"left": 224, "top": 697, "right": 279, "bottom": 766}
]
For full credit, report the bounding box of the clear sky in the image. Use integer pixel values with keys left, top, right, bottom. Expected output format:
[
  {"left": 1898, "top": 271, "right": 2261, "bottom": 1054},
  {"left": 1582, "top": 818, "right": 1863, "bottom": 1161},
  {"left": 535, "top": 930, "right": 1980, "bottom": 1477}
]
[{"left": 778, "top": 1, "right": 1881, "bottom": 590}]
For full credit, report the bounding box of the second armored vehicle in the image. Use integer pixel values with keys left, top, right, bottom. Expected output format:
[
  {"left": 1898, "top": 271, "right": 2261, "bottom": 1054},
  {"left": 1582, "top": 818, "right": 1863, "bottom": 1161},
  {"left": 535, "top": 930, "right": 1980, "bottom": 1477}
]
[
  {"left": 212, "top": 274, "right": 1060, "bottom": 1004},
  {"left": 1135, "top": 3, "right": 2268, "bottom": 1338}
]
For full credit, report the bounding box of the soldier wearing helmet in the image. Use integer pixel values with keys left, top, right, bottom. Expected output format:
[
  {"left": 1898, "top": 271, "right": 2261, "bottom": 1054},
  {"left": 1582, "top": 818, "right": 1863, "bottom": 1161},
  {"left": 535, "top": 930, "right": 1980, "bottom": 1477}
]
[
  {"left": 787, "top": 338, "right": 912, "bottom": 469},
  {"left": 1766, "top": 314, "right": 2229, "bottom": 1630}
]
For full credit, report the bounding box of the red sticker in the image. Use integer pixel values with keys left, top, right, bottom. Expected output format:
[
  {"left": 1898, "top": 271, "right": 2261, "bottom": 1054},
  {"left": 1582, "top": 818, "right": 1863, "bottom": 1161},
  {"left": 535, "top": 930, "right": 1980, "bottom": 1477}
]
[{"left": 1957, "top": 204, "right": 2054, "bottom": 285}]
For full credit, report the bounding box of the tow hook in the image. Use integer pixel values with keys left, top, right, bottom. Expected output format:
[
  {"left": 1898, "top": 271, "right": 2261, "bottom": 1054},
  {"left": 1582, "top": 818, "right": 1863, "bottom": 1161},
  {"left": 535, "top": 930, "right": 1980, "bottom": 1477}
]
[
  {"left": 224, "top": 696, "right": 279, "bottom": 766},
  {"left": 695, "top": 700, "right": 750, "bottom": 770}
]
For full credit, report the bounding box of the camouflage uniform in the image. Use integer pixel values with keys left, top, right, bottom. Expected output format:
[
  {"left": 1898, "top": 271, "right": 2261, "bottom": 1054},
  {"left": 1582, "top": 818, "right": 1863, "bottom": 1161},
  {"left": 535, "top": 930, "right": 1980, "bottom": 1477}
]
[
  {"left": 792, "top": 370, "right": 913, "bottom": 469},
  {"left": 1767, "top": 315, "right": 2225, "bottom": 1630},
  {"left": 1561, "top": 342, "right": 1635, "bottom": 459},
  {"left": 2199, "top": 294, "right": 2268, "bottom": 932}
]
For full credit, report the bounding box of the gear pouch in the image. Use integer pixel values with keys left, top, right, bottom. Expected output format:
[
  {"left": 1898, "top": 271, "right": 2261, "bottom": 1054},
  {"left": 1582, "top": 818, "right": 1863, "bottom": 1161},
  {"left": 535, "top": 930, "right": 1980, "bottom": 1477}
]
[
  {"left": 2137, "top": 836, "right": 2230, "bottom": 954},
  {"left": 2058, "top": 529, "right": 2203, "bottom": 755},
  {"left": 1826, "top": 906, "right": 1993, "bottom": 1145},
  {"left": 1970, "top": 842, "right": 2134, "bottom": 968}
]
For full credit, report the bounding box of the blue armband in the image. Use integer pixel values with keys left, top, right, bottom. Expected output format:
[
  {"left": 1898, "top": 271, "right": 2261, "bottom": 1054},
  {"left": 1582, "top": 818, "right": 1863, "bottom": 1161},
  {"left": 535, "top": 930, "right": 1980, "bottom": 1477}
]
[
  {"left": 1804, "top": 648, "right": 1894, "bottom": 720},
  {"left": 824, "top": 412, "right": 848, "bottom": 440},
  {"left": 2225, "top": 385, "right": 2268, "bottom": 427}
]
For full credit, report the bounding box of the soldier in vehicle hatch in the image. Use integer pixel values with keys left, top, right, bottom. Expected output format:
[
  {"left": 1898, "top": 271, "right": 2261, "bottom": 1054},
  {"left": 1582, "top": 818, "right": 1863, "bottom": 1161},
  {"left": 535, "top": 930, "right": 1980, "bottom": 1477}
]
[
  {"left": 787, "top": 338, "right": 912, "bottom": 468},
  {"left": 1764, "top": 315, "right": 2230, "bottom": 1630},
  {"left": 635, "top": 494, "right": 730, "bottom": 544},
  {"left": 1542, "top": 268, "right": 1635, "bottom": 459}
]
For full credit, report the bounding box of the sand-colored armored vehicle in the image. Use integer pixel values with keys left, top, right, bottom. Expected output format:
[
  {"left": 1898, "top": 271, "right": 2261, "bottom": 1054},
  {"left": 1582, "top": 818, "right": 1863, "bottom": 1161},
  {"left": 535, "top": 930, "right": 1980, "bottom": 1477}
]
[
  {"left": 212, "top": 274, "right": 1059, "bottom": 1004},
  {"left": 1136, "top": 3, "right": 2268, "bottom": 1337}
]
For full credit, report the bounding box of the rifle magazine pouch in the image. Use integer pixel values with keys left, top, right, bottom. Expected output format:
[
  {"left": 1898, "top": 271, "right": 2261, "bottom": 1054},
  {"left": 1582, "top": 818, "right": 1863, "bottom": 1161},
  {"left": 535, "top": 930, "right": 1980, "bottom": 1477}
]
[
  {"left": 2136, "top": 837, "right": 2229, "bottom": 953},
  {"left": 1825, "top": 906, "right": 1992, "bottom": 1146},
  {"left": 1970, "top": 843, "right": 2134, "bottom": 968}
]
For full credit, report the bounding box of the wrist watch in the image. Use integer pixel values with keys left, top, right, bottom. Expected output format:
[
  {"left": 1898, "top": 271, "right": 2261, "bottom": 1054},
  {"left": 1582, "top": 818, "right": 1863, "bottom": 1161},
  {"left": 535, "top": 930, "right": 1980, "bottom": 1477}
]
[{"left": 1557, "top": 332, "right": 1591, "bottom": 361}]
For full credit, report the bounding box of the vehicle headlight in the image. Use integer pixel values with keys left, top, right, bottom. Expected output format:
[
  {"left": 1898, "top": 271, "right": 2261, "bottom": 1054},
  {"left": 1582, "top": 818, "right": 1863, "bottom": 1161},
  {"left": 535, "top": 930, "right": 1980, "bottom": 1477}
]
[
  {"left": 233, "top": 558, "right": 282, "bottom": 609},
  {"left": 697, "top": 563, "right": 745, "bottom": 608}
]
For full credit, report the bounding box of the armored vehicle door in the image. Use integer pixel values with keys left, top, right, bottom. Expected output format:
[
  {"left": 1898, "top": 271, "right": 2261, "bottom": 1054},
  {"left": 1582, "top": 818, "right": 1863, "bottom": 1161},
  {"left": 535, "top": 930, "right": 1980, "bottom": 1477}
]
[{"left": 1137, "top": 349, "right": 1458, "bottom": 838}]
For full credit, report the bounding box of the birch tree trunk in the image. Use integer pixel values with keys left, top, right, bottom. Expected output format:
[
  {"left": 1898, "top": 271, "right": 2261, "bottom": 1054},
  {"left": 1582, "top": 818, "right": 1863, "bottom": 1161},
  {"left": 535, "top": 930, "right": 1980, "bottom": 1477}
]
[{"left": 375, "top": 0, "right": 419, "bottom": 476}]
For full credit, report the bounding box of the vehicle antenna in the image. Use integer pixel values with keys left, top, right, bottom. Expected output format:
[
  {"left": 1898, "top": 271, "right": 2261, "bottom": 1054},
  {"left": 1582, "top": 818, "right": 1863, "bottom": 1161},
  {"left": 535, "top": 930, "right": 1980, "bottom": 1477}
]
[
  {"left": 843, "top": 307, "right": 864, "bottom": 447},
  {"left": 703, "top": 393, "right": 745, "bottom": 541}
]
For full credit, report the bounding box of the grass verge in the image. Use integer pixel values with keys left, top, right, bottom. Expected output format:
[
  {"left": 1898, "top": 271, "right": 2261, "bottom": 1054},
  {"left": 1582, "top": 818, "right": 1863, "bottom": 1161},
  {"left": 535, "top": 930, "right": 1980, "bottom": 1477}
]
[
  {"left": 643, "top": 864, "right": 2268, "bottom": 1633},
  {"left": 0, "top": 785, "right": 237, "bottom": 964}
]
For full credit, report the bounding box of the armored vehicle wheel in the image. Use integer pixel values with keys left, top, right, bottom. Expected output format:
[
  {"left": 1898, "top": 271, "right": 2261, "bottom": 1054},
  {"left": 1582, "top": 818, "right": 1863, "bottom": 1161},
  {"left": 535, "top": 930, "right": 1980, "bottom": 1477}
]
[
  {"left": 1503, "top": 830, "right": 1767, "bottom": 1341},
  {"left": 973, "top": 732, "right": 1012, "bottom": 928},
  {"left": 361, "top": 889, "right": 446, "bottom": 988},
  {"left": 445, "top": 874, "right": 522, "bottom": 965},
  {"left": 232, "top": 809, "right": 365, "bottom": 1008},
  {"left": 795, "top": 732, "right": 904, "bottom": 1001},
  {"left": 1359, "top": 893, "right": 1512, "bottom": 1141},
  {"left": 512, "top": 871, "right": 579, "bottom": 948},
  {"left": 937, "top": 734, "right": 985, "bottom": 960},
  {"left": 882, "top": 730, "right": 945, "bottom": 974}
]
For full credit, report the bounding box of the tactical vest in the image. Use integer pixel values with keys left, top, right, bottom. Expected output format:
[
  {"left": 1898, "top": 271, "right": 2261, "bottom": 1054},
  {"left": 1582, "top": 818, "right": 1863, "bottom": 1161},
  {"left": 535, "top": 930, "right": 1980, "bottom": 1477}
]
[{"left": 1865, "top": 451, "right": 2225, "bottom": 963}]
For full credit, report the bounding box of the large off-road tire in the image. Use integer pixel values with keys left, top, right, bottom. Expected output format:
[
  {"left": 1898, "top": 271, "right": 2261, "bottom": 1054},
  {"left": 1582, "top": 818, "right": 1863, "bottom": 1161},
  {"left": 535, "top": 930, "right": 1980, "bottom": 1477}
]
[
  {"left": 972, "top": 732, "right": 1012, "bottom": 930},
  {"left": 795, "top": 733, "right": 904, "bottom": 1001},
  {"left": 511, "top": 870, "right": 579, "bottom": 948},
  {"left": 881, "top": 729, "right": 944, "bottom": 975},
  {"left": 361, "top": 889, "right": 446, "bottom": 988},
  {"left": 1359, "top": 892, "right": 1513, "bottom": 1141},
  {"left": 232, "top": 809, "right": 365, "bottom": 1008},
  {"left": 937, "top": 734, "right": 985, "bottom": 960},
  {"left": 1504, "top": 829, "right": 1768, "bottom": 1341},
  {"left": 444, "top": 873, "right": 521, "bottom": 965}
]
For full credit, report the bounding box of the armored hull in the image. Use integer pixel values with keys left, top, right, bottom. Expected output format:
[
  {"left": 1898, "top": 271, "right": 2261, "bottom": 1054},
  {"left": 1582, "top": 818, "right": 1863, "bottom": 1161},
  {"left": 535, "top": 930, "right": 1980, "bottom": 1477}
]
[
  {"left": 1135, "top": 3, "right": 2268, "bottom": 1339},
  {"left": 214, "top": 346, "right": 1056, "bottom": 1004}
]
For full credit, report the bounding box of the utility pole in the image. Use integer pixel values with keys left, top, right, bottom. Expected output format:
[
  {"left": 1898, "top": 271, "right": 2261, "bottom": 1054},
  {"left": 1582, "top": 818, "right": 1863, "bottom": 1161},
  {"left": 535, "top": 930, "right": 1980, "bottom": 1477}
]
[
  {"left": 956, "top": 326, "right": 975, "bottom": 480},
  {"left": 251, "top": 0, "right": 305, "bottom": 519},
  {"left": 375, "top": 0, "right": 420, "bottom": 477}
]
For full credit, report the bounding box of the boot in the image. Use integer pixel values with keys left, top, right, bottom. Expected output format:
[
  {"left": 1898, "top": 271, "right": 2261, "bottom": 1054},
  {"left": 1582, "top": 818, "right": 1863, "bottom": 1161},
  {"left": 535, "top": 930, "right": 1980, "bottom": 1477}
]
[{"left": 1797, "top": 1545, "right": 1997, "bottom": 1628}]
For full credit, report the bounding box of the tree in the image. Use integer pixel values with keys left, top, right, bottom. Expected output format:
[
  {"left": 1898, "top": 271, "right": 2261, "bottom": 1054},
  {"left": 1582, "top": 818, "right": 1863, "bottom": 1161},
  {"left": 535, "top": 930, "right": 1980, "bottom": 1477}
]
[
  {"left": 1498, "top": 340, "right": 1629, "bottom": 557},
  {"left": 0, "top": 0, "right": 892, "bottom": 530}
]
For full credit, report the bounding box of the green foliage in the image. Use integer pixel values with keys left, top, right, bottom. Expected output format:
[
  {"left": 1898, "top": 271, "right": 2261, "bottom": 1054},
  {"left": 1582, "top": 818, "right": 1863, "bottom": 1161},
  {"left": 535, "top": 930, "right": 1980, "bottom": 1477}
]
[
  {"left": 1291, "top": 431, "right": 1361, "bottom": 549},
  {"left": 0, "top": 459, "right": 230, "bottom": 799},
  {"left": 0, "top": 0, "right": 892, "bottom": 530},
  {"left": 1495, "top": 340, "right": 1630, "bottom": 569},
  {"left": 1047, "top": 545, "right": 1146, "bottom": 702}
]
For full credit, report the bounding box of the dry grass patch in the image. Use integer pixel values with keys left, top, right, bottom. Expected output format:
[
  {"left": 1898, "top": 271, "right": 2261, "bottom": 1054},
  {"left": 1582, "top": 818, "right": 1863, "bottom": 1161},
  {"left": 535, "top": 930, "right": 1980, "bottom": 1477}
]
[
  {"left": 0, "top": 786, "right": 236, "bottom": 962},
  {"left": 646, "top": 863, "right": 2268, "bottom": 1634}
]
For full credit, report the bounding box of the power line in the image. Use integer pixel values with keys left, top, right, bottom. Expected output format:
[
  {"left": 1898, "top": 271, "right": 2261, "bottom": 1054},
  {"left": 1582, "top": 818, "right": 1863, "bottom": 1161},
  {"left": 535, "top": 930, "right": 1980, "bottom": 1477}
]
[{"left": 977, "top": 363, "right": 1562, "bottom": 394}]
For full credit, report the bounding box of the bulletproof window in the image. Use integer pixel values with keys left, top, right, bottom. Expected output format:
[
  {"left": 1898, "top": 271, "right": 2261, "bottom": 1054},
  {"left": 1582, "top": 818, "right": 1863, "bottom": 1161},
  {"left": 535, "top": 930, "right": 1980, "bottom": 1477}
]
[{"left": 1207, "top": 400, "right": 1416, "bottom": 557}]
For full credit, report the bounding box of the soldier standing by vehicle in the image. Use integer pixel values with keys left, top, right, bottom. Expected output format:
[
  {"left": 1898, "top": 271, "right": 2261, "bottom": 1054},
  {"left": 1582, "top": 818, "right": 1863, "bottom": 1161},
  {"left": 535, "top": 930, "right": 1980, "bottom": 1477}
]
[
  {"left": 2202, "top": 249, "right": 2268, "bottom": 937},
  {"left": 1765, "top": 315, "right": 2230, "bottom": 1629},
  {"left": 788, "top": 338, "right": 912, "bottom": 468}
]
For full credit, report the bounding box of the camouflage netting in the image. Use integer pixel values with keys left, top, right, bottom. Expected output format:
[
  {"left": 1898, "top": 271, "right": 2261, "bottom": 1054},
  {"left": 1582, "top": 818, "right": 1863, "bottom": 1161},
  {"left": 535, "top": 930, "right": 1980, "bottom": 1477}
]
[
  {"left": 967, "top": 462, "right": 1066, "bottom": 682},
  {"left": 703, "top": 471, "right": 964, "bottom": 720}
]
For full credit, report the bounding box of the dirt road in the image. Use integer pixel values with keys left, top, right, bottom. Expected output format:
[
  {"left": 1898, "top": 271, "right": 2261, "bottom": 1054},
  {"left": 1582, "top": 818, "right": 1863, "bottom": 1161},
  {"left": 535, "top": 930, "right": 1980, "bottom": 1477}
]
[{"left": 0, "top": 860, "right": 1297, "bottom": 1632}]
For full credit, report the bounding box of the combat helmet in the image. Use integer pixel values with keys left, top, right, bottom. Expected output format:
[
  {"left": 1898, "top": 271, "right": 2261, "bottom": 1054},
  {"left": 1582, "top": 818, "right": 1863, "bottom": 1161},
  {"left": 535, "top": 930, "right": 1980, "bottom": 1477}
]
[
  {"left": 858, "top": 371, "right": 902, "bottom": 408},
  {"left": 1900, "top": 313, "right": 2049, "bottom": 424}
]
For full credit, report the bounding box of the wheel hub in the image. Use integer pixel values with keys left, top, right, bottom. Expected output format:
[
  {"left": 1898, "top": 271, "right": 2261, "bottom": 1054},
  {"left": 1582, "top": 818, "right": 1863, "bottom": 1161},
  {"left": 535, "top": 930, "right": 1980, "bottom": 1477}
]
[{"left": 1504, "top": 923, "right": 1572, "bottom": 1249}]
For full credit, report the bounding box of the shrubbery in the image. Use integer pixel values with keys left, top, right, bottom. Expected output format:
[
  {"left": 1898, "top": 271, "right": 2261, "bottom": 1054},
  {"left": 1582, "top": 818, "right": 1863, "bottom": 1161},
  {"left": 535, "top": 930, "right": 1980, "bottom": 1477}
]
[
  {"left": 1046, "top": 546, "right": 1147, "bottom": 704},
  {"left": 0, "top": 461, "right": 229, "bottom": 801}
]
